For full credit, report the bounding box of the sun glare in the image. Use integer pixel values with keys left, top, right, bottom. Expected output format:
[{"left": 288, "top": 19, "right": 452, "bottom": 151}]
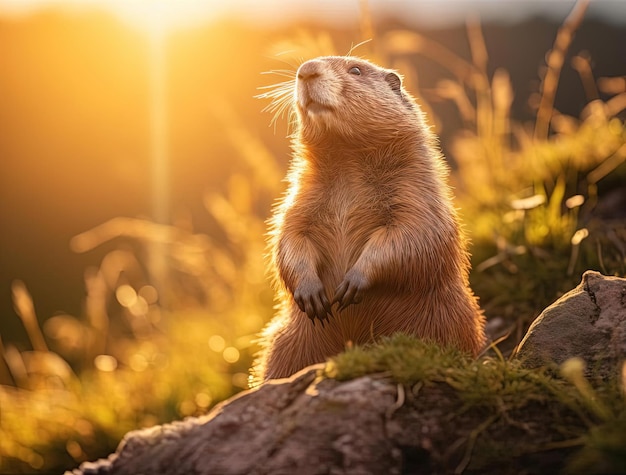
[
  {"left": 1, "top": 0, "right": 212, "bottom": 288},
  {"left": 105, "top": 0, "right": 210, "bottom": 37},
  {"left": 0, "top": 0, "right": 235, "bottom": 301},
  {"left": 0, "top": 0, "right": 223, "bottom": 36}
]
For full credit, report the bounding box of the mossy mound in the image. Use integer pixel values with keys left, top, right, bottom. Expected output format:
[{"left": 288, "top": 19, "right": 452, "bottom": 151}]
[{"left": 325, "top": 334, "right": 626, "bottom": 474}]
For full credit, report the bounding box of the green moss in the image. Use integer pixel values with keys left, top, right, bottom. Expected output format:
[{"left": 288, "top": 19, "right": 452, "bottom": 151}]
[
  {"left": 326, "top": 334, "right": 468, "bottom": 385},
  {"left": 326, "top": 335, "right": 562, "bottom": 408}
]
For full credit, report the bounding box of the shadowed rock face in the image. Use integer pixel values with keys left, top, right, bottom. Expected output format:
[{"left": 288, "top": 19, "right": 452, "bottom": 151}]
[{"left": 515, "top": 271, "right": 626, "bottom": 378}]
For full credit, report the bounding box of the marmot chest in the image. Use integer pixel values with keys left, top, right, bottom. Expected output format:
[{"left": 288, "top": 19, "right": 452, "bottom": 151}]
[{"left": 301, "top": 176, "right": 392, "bottom": 269}]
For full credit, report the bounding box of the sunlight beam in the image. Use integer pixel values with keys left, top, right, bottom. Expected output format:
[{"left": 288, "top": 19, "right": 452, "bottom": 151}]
[
  {"left": 149, "top": 3, "right": 168, "bottom": 227},
  {"left": 147, "top": 1, "right": 170, "bottom": 295}
]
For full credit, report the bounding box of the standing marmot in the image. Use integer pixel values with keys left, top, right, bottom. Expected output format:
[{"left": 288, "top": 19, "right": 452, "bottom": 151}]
[{"left": 253, "top": 56, "right": 485, "bottom": 382}]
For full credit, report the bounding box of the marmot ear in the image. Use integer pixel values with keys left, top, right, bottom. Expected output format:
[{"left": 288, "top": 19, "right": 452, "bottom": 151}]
[
  {"left": 385, "top": 71, "right": 413, "bottom": 109},
  {"left": 385, "top": 72, "right": 402, "bottom": 94}
]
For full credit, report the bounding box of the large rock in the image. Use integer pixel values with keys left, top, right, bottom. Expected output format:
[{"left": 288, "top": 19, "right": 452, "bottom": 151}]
[
  {"left": 515, "top": 270, "right": 626, "bottom": 378},
  {"left": 70, "top": 365, "right": 584, "bottom": 475},
  {"left": 71, "top": 367, "right": 402, "bottom": 475}
]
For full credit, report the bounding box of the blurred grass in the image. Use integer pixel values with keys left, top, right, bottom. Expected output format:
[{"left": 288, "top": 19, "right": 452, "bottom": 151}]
[
  {"left": 1, "top": 160, "right": 278, "bottom": 471},
  {"left": 2, "top": 1, "right": 626, "bottom": 472}
]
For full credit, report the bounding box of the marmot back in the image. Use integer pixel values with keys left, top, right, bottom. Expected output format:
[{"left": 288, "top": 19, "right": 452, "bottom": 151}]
[{"left": 253, "top": 56, "right": 485, "bottom": 383}]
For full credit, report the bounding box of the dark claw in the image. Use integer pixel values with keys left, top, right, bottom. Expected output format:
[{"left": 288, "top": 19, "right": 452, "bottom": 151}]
[
  {"left": 322, "top": 294, "right": 332, "bottom": 315},
  {"left": 333, "top": 268, "right": 368, "bottom": 312},
  {"left": 312, "top": 294, "right": 332, "bottom": 322},
  {"left": 305, "top": 304, "right": 316, "bottom": 322}
]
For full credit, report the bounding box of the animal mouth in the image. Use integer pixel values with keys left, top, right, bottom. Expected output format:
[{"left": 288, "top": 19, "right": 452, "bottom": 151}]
[{"left": 304, "top": 100, "right": 334, "bottom": 115}]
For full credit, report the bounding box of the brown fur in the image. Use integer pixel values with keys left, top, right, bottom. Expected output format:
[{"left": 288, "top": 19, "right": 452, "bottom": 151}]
[{"left": 252, "top": 56, "right": 485, "bottom": 383}]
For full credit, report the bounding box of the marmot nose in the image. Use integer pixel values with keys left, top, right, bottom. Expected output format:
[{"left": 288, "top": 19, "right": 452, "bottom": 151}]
[{"left": 297, "top": 60, "right": 323, "bottom": 81}]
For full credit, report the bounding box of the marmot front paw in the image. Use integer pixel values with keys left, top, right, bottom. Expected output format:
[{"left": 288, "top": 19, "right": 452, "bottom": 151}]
[{"left": 293, "top": 277, "right": 332, "bottom": 324}]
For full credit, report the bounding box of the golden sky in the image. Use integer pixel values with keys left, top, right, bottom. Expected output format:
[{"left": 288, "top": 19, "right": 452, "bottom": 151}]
[
  {"left": 0, "top": 0, "right": 230, "bottom": 33},
  {"left": 2, "top": 0, "right": 625, "bottom": 34}
]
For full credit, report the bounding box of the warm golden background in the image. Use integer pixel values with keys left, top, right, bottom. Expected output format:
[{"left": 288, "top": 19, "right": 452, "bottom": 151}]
[{"left": 1, "top": 0, "right": 625, "bottom": 472}]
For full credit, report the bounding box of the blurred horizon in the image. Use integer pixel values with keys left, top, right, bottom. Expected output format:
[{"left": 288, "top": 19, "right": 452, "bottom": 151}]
[
  {"left": 1, "top": 0, "right": 625, "bottom": 345},
  {"left": 1, "top": 0, "right": 626, "bottom": 30}
]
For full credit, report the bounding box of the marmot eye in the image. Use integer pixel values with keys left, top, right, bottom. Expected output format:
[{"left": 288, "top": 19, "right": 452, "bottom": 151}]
[{"left": 348, "top": 66, "right": 361, "bottom": 76}]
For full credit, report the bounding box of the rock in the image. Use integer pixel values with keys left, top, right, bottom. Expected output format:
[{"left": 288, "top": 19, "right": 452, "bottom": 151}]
[
  {"left": 69, "top": 364, "right": 585, "bottom": 475},
  {"left": 70, "top": 366, "right": 402, "bottom": 475},
  {"left": 515, "top": 270, "right": 626, "bottom": 378}
]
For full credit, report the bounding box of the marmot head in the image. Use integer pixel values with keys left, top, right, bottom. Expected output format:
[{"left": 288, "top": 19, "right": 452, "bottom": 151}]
[{"left": 294, "top": 56, "right": 421, "bottom": 145}]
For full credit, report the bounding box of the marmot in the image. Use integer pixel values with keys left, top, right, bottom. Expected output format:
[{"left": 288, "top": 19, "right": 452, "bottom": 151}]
[{"left": 253, "top": 56, "right": 485, "bottom": 382}]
